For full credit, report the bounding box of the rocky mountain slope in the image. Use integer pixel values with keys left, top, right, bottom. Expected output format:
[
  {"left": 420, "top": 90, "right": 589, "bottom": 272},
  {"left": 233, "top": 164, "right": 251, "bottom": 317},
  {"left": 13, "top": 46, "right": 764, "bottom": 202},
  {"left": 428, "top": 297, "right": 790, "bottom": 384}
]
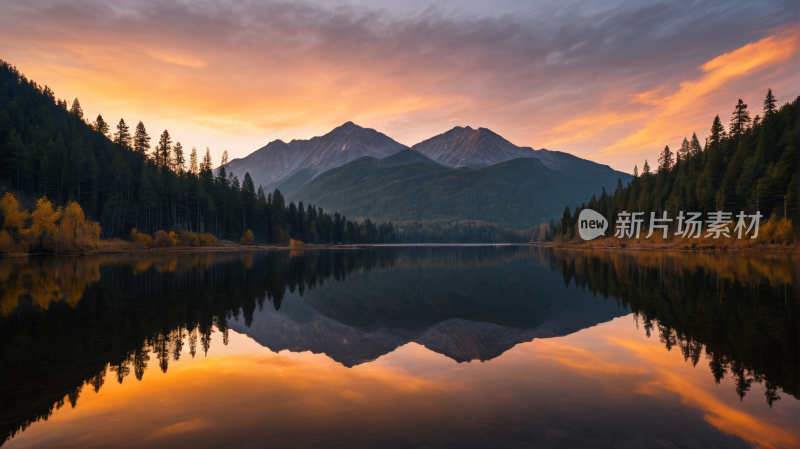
[{"left": 222, "top": 122, "right": 408, "bottom": 193}]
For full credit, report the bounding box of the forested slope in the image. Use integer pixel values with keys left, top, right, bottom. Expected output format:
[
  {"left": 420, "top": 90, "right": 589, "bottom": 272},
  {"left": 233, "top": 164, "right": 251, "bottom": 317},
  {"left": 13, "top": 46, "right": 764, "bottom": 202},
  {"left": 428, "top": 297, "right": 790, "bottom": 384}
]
[
  {"left": 291, "top": 153, "right": 625, "bottom": 228},
  {"left": 556, "top": 91, "right": 798, "bottom": 241},
  {"left": 0, "top": 60, "right": 396, "bottom": 245}
]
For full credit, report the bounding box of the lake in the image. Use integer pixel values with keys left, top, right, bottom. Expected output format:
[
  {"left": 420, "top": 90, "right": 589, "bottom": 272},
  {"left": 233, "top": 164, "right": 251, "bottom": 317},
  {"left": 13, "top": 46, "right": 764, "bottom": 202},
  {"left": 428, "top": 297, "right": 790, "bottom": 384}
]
[{"left": 0, "top": 246, "right": 796, "bottom": 448}]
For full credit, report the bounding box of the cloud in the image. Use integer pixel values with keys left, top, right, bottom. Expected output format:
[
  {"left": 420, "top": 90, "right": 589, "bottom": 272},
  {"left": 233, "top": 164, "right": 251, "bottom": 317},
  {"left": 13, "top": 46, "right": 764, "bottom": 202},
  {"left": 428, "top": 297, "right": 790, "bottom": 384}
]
[
  {"left": 146, "top": 51, "right": 206, "bottom": 68},
  {"left": 597, "top": 25, "right": 799, "bottom": 157},
  {"left": 0, "top": 0, "right": 794, "bottom": 169}
]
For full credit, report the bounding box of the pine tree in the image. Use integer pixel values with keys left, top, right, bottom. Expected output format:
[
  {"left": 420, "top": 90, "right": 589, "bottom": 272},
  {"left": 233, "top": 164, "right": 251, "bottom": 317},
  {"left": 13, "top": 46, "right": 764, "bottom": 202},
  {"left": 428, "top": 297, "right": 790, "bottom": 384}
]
[
  {"left": 69, "top": 133, "right": 85, "bottom": 202},
  {"left": 70, "top": 98, "right": 84, "bottom": 121},
  {"left": 189, "top": 147, "right": 198, "bottom": 174},
  {"left": 729, "top": 99, "right": 751, "bottom": 140},
  {"left": 763, "top": 88, "right": 776, "bottom": 116},
  {"left": 114, "top": 119, "right": 132, "bottom": 150},
  {"left": 642, "top": 160, "right": 651, "bottom": 176},
  {"left": 633, "top": 165, "right": 638, "bottom": 177},
  {"left": 3, "top": 129, "right": 26, "bottom": 190},
  {"left": 221, "top": 150, "right": 228, "bottom": 166},
  {"left": 658, "top": 145, "right": 674, "bottom": 172},
  {"left": 710, "top": 116, "right": 724, "bottom": 146},
  {"left": 133, "top": 121, "right": 151, "bottom": 159},
  {"left": 156, "top": 130, "right": 172, "bottom": 168},
  {"left": 689, "top": 133, "right": 702, "bottom": 154},
  {"left": 201, "top": 147, "right": 213, "bottom": 172},
  {"left": 173, "top": 142, "right": 185, "bottom": 172},
  {"left": 93, "top": 115, "right": 109, "bottom": 137},
  {"left": 678, "top": 138, "right": 690, "bottom": 163}
]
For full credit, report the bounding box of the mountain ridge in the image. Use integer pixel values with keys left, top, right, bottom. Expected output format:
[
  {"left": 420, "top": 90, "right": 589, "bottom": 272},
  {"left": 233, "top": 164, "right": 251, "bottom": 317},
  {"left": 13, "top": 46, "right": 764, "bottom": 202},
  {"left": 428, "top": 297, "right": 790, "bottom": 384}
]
[
  {"left": 222, "top": 121, "right": 408, "bottom": 193},
  {"left": 223, "top": 122, "right": 630, "bottom": 197},
  {"left": 289, "top": 154, "right": 629, "bottom": 227}
]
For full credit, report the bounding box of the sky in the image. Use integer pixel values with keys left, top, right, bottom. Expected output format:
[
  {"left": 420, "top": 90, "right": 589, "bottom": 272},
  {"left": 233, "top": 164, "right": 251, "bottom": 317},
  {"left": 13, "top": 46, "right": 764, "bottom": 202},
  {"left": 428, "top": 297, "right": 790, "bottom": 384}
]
[{"left": 0, "top": 0, "right": 796, "bottom": 172}]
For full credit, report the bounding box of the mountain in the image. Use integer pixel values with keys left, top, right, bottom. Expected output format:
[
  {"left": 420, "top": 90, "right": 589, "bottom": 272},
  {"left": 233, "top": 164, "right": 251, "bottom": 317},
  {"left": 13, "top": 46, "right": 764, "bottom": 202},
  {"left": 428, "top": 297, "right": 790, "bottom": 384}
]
[
  {"left": 412, "top": 126, "right": 627, "bottom": 178},
  {"left": 410, "top": 126, "right": 538, "bottom": 169},
  {"left": 222, "top": 121, "right": 408, "bottom": 194},
  {"left": 290, "top": 153, "right": 629, "bottom": 228},
  {"left": 228, "top": 282, "right": 628, "bottom": 367}
]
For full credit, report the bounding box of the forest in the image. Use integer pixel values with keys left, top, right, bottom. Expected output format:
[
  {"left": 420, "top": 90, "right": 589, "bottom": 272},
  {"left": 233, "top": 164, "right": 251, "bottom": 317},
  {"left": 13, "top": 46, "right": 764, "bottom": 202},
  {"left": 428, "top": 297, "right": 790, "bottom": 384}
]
[
  {"left": 290, "top": 152, "right": 625, "bottom": 230},
  {"left": 0, "top": 60, "right": 397, "bottom": 248},
  {"left": 555, "top": 90, "right": 797, "bottom": 244}
]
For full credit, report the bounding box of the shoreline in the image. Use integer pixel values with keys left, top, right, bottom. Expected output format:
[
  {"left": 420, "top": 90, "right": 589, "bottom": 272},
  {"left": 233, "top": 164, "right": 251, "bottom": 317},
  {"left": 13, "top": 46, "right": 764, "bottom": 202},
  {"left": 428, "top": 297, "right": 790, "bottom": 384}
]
[
  {"left": 527, "top": 241, "right": 797, "bottom": 253},
  {"left": 0, "top": 241, "right": 796, "bottom": 257}
]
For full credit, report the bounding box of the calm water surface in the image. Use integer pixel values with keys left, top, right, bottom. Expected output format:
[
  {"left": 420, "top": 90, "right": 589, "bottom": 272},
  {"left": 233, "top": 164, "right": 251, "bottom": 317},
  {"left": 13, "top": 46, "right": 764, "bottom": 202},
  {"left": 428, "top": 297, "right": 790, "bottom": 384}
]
[{"left": 0, "top": 246, "right": 797, "bottom": 448}]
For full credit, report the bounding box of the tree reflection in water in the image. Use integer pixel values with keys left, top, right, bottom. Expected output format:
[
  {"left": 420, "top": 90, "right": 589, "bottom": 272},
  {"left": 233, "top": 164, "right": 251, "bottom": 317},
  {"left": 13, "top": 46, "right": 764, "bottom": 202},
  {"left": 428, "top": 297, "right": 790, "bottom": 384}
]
[{"left": 0, "top": 247, "right": 795, "bottom": 445}]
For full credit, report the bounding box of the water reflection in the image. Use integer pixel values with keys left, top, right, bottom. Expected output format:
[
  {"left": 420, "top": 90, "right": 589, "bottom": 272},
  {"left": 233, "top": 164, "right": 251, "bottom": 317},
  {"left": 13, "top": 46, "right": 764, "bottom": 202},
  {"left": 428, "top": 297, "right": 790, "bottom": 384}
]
[{"left": 0, "top": 247, "right": 796, "bottom": 448}]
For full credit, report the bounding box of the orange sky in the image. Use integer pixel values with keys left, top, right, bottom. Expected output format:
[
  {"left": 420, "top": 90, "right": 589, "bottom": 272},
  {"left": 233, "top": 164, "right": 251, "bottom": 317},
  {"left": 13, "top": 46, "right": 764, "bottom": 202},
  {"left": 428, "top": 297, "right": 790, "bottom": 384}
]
[{"left": 0, "top": 0, "right": 796, "bottom": 172}]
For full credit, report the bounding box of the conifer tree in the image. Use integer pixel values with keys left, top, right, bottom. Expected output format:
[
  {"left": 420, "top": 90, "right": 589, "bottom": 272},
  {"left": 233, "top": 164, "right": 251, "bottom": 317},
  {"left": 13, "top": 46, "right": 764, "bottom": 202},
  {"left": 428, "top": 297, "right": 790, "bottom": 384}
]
[
  {"left": 69, "top": 132, "right": 85, "bottom": 201},
  {"left": 189, "top": 147, "right": 199, "bottom": 174},
  {"left": 156, "top": 130, "right": 172, "bottom": 168},
  {"left": 658, "top": 145, "right": 674, "bottom": 172},
  {"left": 133, "top": 121, "right": 150, "bottom": 159},
  {"left": 201, "top": 148, "right": 213, "bottom": 172},
  {"left": 70, "top": 98, "right": 84, "bottom": 121},
  {"left": 642, "top": 160, "right": 651, "bottom": 176},
  {"left": 173, "top": 142, "right": 185, "bottom": 172},
  {"left": 689, "top": 133, "right": 702, "bottom": 154},
  {"left": 93, "top": 115, "right": 109, "bottom": 137},
  {"left": 678, "top": 138, "right": 690, "bottom": 162},
  {"left": 729, "top": 99, "right": 751, "bottom": 140},
  {"left": 763, "top": 88, "right": 776, "bottom": 116},
  {"left": 3, "top": 129, "right": 26, "bottom": 190},
  {"left": 114, "top": 119, "right": 132, "bottom": 150},
  {"left": 709, "top": 116, "right": 724, "bottom": 146},
  {"left": 221, "top": 150, "right": 229, "bottom": 166}
]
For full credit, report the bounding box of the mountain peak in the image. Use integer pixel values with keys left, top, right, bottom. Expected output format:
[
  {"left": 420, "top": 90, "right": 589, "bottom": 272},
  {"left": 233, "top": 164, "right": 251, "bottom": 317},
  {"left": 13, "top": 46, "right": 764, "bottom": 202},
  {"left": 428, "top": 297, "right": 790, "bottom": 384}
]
[
  {"left": 223, "top": 120, "right": 407, "bottom": 194},
  {"left": 334, "top": 121, "right": 362, "bottom": 132},
  {"left": 412, "top": 126, "right": 531, "bottom": 169}
]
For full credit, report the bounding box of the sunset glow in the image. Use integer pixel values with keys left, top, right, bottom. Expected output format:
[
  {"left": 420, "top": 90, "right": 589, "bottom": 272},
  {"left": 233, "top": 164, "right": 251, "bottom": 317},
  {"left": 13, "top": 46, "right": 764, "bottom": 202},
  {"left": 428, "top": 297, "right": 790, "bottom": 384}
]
[
  {"left": 0, "top": 0, "right": 795, "bottom": 171},
  {"left": 7, "top": 317, "right": 797, "bottom": 449}
]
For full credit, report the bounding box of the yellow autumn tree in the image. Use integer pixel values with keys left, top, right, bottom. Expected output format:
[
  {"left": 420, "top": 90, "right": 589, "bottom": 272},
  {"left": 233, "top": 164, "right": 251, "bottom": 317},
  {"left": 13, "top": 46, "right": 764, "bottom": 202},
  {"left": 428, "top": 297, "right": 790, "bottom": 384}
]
[
  {"left": 240, "top": 229, "right": 254, "bottom": 245},
  {"left": 0, "top": 194, "right": 102, "bottom": 253},
  {"left": 29, "top": 197, "right": 61, "bottom": 251},
  {"left": 59, "top": 201, "right": 101, "bottom": 251},
  {"left": 0, "top": 192, "right": 29, "bottom": 252},
  {"left": 0, "top": 192, "right": 29, "bottom": 237}
]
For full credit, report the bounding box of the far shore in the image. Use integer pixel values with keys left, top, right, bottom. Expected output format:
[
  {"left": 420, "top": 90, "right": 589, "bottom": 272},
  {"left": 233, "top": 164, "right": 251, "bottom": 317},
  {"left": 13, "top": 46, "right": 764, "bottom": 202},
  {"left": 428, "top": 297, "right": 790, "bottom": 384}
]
[
  {"left": 529, "top": 241, "right": 796, "bottom": 253},
  {"left": 0, "top": 240, "right": 796, "bottom": 257}
]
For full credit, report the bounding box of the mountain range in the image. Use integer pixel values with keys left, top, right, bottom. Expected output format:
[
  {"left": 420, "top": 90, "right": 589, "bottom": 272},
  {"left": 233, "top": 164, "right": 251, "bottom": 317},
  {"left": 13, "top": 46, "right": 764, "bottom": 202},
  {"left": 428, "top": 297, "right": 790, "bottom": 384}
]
[
  {"left": 224, "top": 122, "right": 627, "bottom": 192},
  {"left": 223, "top": 122, "right": 630, "bottom": 227},
  {"left": 228, "top": 274, "right": 628, "bottom": 367}
]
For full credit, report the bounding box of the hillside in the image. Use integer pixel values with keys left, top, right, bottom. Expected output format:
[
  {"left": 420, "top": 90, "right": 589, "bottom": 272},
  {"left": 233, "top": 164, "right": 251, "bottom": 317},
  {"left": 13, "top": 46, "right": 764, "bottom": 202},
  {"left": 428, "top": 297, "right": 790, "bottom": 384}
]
[
  {"left": 555, "top": 92, "right": 798, "bottom": 243},
  {"left": 223, "top": 121, "right": 408, "bottom": 193},
  {"left": 0, "top": 60, "right": 397, "bottom": 246},
  {"left": 290, "top": 152, "right": 627, "bottom": 228}
]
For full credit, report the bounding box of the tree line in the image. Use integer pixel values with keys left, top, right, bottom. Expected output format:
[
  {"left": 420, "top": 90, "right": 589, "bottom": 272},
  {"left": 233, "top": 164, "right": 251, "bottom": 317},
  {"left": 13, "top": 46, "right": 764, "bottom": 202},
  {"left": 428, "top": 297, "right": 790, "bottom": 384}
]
[
  {"left": 0, "top": 60, "right": 396, "bottom": 245},
  {"left": 555, "top": 90, "right": 797, "bottom": 240}
]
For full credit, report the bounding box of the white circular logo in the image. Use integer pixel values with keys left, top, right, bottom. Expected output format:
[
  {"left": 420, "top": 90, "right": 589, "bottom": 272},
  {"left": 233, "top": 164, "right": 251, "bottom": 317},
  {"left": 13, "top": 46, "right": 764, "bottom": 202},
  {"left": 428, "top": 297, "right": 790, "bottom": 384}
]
[{"left": 578, "top": 209, "right": 608, "bottom": 240}]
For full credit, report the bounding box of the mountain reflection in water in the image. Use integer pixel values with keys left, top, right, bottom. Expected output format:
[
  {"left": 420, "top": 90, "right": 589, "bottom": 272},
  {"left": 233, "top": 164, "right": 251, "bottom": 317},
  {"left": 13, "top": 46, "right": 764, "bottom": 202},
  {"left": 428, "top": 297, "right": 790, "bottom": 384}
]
[{"left": 0, "top": 247, "right": 796, "bottom": 448}]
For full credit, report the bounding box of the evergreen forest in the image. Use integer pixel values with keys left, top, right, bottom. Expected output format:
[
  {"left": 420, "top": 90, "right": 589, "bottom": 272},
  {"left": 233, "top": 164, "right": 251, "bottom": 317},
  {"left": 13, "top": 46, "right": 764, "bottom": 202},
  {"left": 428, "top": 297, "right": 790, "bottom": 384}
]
[
  {"left": 0, "top": 61, "right": 397, "bottom": 246},
  {"left": 556, "top": 91, "right": 798, "bottom": 241}
]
